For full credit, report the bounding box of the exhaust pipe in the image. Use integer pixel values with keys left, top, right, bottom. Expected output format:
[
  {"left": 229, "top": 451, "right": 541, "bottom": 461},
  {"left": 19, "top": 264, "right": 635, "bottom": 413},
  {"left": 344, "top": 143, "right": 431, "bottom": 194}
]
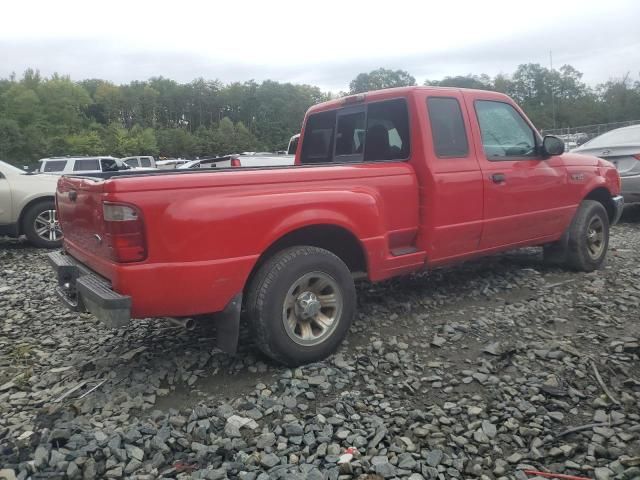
[{"left": 166, "top": 317, "right": 196, "bottom": 331}]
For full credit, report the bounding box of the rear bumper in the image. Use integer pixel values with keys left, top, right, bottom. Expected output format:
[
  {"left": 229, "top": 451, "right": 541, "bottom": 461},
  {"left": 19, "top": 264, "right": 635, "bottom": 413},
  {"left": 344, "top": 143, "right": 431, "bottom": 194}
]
[
  {"left": 48, "top": 251, "right": 131, "bottom": 328},
  {"left": 612, "top": 195, "right": 624, "bottom": 225}
]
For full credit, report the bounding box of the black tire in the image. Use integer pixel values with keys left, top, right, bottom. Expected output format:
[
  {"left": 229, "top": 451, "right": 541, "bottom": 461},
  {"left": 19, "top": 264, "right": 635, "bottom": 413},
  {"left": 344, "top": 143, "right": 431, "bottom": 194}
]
[
  {"left": 22, "top": 200, "right": 63, "bottom": 248},
  {"left": 245, "top": 246, "right": 356, "bottom": 366},
  {"left": 566, "top": 200, "right": 609, "bottom": 272}
]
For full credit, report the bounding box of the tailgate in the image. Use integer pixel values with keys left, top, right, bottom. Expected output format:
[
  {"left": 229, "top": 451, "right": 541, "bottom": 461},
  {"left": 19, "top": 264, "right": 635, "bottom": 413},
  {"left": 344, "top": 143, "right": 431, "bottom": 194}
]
[{"left": 56, "top": 176, "right": 111, "bottom": 259}]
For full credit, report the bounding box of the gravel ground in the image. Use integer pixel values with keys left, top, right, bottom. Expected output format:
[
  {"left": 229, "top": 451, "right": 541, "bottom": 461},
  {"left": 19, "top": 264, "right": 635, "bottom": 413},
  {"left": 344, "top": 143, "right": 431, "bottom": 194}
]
[{"left": 1, "top": 208, "right": 640, "bottom": 480}]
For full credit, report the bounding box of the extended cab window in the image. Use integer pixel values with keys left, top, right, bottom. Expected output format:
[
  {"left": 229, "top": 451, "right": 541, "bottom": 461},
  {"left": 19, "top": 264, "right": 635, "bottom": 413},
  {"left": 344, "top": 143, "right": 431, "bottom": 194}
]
[
  {"left": 301, "top": 99, "right": 410, "bottom": 164},
  {"left": 73, "top": 159, "right": 100, "bottom": 171},
  {"left": 124, "top": 159, "right": 138, "bottom": 167},
  {"left": 140, "top": 158, "right": 152, "bottom": 167},
  {"left": 427, "top": 97, "right": 469, "bottom": 158},
  {"left": 43, "top": 160, "right": 67, "bottom": 172},
  {"left": 475, "top": 100, "right": 536, "bottom": 159},
  {"left": 364, "top": 99, "right": 410, "bottom": 161},
  {"left": 301, "top": 110, "right": 336, "bottom": 164}
]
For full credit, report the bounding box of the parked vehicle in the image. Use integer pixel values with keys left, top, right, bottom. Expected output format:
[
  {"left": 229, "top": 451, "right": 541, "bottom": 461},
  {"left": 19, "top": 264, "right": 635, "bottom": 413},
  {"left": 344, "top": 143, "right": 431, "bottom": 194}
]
[
  {"left": 287, "top": 133, "right": 300, "bottom": 155},
  {"left": 178, "top": 153, "right": 294, "bottom": 169},
  {"left": 38, "top": 156, "right": 131, "bottom": 175},
  {"left": 0, "top": 160, "right": 62, "bottom": 248},
  {"left": 122, "top": 156, "right": 156, "bottom": 169},
  {"left": 156, "top": 159, "right": 190, "bottom": 169},
  {"left": 571, "top": 124, "right": 640, "bottom": 203},
  {"left": 49, "top": 87, "right": 622, "bottom": 366}
]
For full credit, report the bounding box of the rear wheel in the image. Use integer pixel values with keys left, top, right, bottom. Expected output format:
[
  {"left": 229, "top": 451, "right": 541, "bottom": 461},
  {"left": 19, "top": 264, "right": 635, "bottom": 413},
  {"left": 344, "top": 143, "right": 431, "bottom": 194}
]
[
  {"left": 246, "top": 246, "right": 356, "bottom": 366},
  {"left": 22, "top": 200, "right": 63, "bottom": 248}
]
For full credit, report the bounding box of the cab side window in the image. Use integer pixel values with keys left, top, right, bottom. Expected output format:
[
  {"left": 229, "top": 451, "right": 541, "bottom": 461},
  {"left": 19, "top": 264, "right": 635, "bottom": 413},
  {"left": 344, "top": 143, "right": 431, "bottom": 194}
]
[
  {"left": 73, "top": 159, "right": 100, "bottom": 171},
  {"left": 43, "top": 160, "right": 67, "bottom": 172},
  {"left": 427, "top": 97, "right": 469, "bottom": 158},
  {"left": 475, "top": 100, "right": 536, "bottom": 159}
]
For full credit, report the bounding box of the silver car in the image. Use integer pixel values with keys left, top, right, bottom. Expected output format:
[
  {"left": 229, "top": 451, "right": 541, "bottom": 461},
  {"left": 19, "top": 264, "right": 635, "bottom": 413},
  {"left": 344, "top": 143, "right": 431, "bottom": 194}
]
[{"left": 572, "top": 124, "right": 640, "bottom": 203}]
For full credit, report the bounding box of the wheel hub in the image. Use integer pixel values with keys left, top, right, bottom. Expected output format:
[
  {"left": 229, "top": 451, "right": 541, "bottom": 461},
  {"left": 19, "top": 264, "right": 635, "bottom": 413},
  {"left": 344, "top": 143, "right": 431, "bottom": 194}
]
[
  {"left": 295, "top": 291, "right": 321, "bottom": 319},
  {"left": 282, "top": 271, "right": 344, "bottom": 346},
  {"left": 34, "top": 209, "right": 62, "bottom": 242}
]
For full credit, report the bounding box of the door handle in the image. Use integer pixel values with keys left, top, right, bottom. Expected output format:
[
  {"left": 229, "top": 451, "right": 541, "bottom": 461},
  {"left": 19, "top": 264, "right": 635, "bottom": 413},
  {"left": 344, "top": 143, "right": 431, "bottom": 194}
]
[{"left": 491, "top": 173, "right": 506, "bottom": 183}]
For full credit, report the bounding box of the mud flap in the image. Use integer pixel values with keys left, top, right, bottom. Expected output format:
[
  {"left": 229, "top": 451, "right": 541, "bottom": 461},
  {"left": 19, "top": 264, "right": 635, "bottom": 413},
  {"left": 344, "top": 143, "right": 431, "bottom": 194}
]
[{"left": 213, "top": 293, "right": 242, "bottom": 354}]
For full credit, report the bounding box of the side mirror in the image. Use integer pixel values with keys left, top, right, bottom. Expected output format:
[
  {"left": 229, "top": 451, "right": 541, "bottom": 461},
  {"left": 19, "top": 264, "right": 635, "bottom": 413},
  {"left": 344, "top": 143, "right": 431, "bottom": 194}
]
[{"left": 542, "top": 135, "right": 565, "bottom": 156}]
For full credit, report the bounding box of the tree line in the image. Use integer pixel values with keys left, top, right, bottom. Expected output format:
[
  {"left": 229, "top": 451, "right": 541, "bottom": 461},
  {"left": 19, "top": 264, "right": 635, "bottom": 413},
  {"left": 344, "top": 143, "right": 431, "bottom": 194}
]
[
  {"left": 350, "top": 65, "right": 640, "bottom": 131},
  {"left": 1, "top": 64, "right": 639, "bottom": 165}
]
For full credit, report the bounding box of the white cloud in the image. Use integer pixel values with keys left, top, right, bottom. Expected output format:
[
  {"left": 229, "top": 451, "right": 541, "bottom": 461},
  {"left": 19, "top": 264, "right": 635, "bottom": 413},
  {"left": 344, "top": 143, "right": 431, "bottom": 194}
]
[{"left": 1, "top": 0, "right": 638, "bottom": 90}]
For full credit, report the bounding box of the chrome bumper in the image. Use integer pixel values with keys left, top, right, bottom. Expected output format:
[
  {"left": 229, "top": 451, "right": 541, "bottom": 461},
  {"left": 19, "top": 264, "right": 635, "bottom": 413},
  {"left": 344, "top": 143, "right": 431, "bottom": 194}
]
[{"left": 611, "top": 195, "right": 624, "bottom": 225}]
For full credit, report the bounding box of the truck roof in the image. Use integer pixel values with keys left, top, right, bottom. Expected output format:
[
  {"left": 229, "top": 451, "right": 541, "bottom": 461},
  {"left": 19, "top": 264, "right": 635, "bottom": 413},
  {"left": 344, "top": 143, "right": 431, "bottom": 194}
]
[{"left": 307, "top": 86, "right": 512, "bottom": 115}]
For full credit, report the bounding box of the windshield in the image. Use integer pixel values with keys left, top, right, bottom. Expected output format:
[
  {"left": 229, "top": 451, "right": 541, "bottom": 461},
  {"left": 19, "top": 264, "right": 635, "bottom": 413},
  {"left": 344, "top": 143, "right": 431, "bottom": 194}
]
[
  {"left": 0, "top": 160, "right": 26, "bottom": 175},
  {"left": 582, "top": 126, "right": 640, "bottom": 148}
]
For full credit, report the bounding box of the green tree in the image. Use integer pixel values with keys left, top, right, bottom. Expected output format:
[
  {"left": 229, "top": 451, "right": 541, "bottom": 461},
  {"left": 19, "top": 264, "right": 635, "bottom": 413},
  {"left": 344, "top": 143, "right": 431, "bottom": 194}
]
[
  {"left": 349, "top": 68, "right": 416, "bottom": 94},
  {"left": 0, "top": 118, "right": 23, "bottom": 159},
  {"left": 425, "top": 74, "right": 493, "bottom": 90},
  {"left": 65, "top": 131, "right": 105, "bottom": 156}
]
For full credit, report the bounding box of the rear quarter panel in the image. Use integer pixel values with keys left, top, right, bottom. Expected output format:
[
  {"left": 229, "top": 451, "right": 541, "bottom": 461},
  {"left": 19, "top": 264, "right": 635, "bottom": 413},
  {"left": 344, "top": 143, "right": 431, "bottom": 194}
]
[{"left": 67, "top": 164, "right": 419, "bottom": 318}]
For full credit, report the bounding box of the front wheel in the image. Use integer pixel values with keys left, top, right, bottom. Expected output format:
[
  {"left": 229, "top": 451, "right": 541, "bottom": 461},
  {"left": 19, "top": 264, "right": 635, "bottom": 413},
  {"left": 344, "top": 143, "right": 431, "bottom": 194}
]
[
  {"left": 245, "top": 246, "right": 356, "bottom": 366},
  {"left": 566, "top": 200, "right": 609, "bottom": 272},
  {"left": 22, "top": 200, "right": 63, "bottom": 248}
]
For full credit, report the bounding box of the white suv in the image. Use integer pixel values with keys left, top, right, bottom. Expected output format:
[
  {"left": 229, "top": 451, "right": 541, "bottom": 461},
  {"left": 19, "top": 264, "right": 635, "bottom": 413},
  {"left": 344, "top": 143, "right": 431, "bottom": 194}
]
[
  {"left": 38, "top": 156, "right": 130, "bottom": 174},
  {"left": 0, "top": 160, "right": 62, "bottom": 248}
]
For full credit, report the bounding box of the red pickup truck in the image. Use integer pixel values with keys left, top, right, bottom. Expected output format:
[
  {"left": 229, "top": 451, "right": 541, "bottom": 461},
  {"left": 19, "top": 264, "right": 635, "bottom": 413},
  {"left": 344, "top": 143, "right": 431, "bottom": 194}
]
[{"left": 49, "top": 87, "right": 623, "bottom": 365}]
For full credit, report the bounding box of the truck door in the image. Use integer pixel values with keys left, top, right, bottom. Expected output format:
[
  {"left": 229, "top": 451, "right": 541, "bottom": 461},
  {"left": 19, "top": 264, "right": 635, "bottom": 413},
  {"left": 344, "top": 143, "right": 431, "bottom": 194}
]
[
  {"left": 466, "top": 95, "right": 571, "bottom": 249},
  {"left": 423, "top": 94, "right": 484, "bottom": 262}
]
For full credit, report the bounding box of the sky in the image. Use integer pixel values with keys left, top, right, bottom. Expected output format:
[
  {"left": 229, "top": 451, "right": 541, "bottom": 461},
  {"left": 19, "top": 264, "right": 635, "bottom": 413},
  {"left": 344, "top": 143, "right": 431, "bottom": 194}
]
[{"left": 1, "top": 0, "right": 639, "bottom": 92}]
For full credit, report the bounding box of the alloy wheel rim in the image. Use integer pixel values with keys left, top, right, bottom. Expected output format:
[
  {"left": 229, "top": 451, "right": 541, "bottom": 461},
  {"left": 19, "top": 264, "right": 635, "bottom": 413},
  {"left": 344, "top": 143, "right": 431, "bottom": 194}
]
[
  {"left": 586, "top": 216, "right": 605, "bottom": 259},
  {"left": 282, "top": 271, "right": 343, "bottom": 346},
  {"left": 34, "top": 209, "right": 62, "bottom": 242}
]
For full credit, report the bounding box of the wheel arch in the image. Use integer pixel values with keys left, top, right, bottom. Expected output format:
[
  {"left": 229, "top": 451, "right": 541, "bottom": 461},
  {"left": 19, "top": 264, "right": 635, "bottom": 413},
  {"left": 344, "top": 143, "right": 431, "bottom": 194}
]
[
  {"left": 583, "top": 187, "right": 616, "bottom": 223},
  {"left": 17, "top": 195, "right": 55, "bottom": 235},
  {"left": 245, "top": 223, "right": 369, "bottom": 295}
]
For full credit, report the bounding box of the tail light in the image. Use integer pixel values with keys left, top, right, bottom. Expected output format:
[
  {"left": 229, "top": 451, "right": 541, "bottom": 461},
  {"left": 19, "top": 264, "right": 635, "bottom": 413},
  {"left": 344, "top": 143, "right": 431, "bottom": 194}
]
[
  {"left": 633, "top": 154, "right": 640, "bottom": 161},
  {"left": 103, "top": 202, "right": 146, "bottom": 262},
  {"left": 230, "top": 158, "right": 241, "bottom": 167}
]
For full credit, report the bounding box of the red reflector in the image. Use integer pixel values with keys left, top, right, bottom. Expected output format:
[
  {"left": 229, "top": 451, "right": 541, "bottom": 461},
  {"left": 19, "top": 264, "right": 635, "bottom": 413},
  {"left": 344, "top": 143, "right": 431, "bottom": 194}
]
[{"left": 230, "top": 158, "right": 241, "bottom": 167}]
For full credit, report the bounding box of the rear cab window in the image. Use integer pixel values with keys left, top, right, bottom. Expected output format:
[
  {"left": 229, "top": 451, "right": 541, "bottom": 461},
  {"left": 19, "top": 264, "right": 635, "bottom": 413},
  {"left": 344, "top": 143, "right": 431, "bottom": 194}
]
[{"left": 301, "top": 98, "right": 410, "bottom": 164}]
